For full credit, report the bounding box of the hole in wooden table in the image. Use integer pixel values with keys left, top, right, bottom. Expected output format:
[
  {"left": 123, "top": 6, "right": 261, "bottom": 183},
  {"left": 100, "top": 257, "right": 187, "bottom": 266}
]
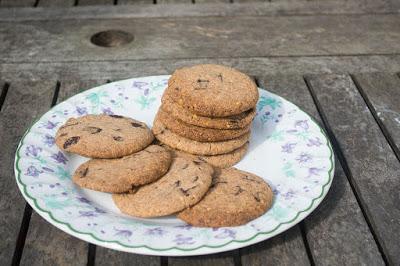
[{"left": 90, "top": 30, "right": 133, "bottom": 47}]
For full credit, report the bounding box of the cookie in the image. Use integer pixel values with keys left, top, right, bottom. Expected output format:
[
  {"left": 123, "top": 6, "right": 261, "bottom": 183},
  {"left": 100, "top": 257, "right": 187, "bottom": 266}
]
[
  {"left": 170, "top": 142, "right": 249, "bottom": 168},
  {"left": 72, "top": 145, "right": 172, "bottom": 193},
  {"left": 165, "top": 64, "right": 259, "bottom": 117},
  {"left": 178, "top": 168, "right": 273, "bottom": 227},
  {"left": 55, "top": 114, "right": 154, "bottom": 158},
  {"left": 153, "top": 119, "right": 250, "bottom": 156},
  {"left": 161, "top": 94, "right": 256, "bottom": 129},
  {"left": 112, "top": 156, "right": 214, "bottom": 218},
  {"left": 155, "top": 109, "right": 250, "bottom": 142}
]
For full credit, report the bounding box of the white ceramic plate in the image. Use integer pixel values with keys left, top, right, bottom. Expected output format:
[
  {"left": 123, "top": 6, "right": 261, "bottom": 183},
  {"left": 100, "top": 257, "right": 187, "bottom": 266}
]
[{"left": 15, "top": 75, "right": 334, "bottom": 256}]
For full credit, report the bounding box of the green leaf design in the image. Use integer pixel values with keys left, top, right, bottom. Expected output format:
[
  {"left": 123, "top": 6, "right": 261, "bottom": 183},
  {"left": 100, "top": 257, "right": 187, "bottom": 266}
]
[
  {"left": 269, "top": 130, "right": 285, "bottom": 141},
  {"left": 135, "top": 96, "right": 156, "bottom": 110},
  {"left": 258, "top": 96, "right": 282, "bottom": 111},
  {"left": 282, "top": 162, "right": 295, "bottom": 178}
]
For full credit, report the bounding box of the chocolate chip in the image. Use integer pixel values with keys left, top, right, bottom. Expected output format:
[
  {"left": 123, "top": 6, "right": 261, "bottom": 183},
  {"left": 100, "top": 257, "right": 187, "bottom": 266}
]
[
  {"left": 83, "top": 126, "right": 102, "bottom": 134},
  {"left": 192, "top": 176, "right": 199, "bottom": 182},
  {"left": 174, "top": 87, "right": 180, "bottom": 91},
  {"left": 174, "top": 180, "right": 181, "bottom": 187},
  {"left": 131, "top": 122, "right": 143, "bottom": 128},
  {"left": 234, "top": 185, "right": 245, "bottom": 195},
  {"left": 179, "top": 185, "right": 198, "bottom": 196},
  {"left": 114, "top": 128, "right": 122, "bottom": 132},
  {"left": 113, "top": 136, "right": 124, "bottom": 141},
  {"left": 109, "top": 115, "right": 123, "bottom": 118},
  {"left": 194, "top": 79, "right": 210, "bottom": 90},
  {"left": 181, "top": 163, "right": 189, "bottom": 170},
  {"left": 63, "top": 136, "right": 80, "bottom": 149},
  {"left": 193, "top": 160, "right": 202, "bottom": 165},
  {"left": 253, "top": 192, "right": 261, "bottom": 202},
  {"left": 60, "top": 133, "right": 68, "bottom": 137},
  {"left": 243, "top": 175, "right": 261, "bottom": 184},
  {"left": 80, "top": 167, "right": 88, "bottom": 178},
  {"left": 210, "top": 181, "right": 227, "bottom": 188},
  {"left": 217, "top": 73, "right": 223, "bottom": 82}
]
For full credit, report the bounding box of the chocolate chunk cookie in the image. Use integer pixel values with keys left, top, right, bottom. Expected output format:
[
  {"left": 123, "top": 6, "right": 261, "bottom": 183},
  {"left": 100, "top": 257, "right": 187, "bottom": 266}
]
[
  {"left": 155, "top": 109, "right": 250, "bottom": 142},
  {"left": 55, "top": 114, "right": 154, "bottom": 158},
  {"left": 112, "top": 156, "right": 214, "bottom": 218},
  {"left": 169, "top": 142, "right": 249, "bottom": 168},
  {"left": 72, "top": 145, "right": 172, "bottom": 193},
  {"left": 153, "top": 119, "right": 250, "bottom": 156},
  {"left": 161, "top": 94, "right": 256, "bottom": 129},
  {"left": 178, "top": 168, "right": 273, "bottom": 227},
  {"left": 165, "top": 64, "right": 259, "bottom": 117}
]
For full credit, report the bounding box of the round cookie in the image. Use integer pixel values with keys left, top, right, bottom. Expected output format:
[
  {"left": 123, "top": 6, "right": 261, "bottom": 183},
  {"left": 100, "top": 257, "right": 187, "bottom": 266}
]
[
  {"left": 112, "top": 156, "right": 214, "bottom": 218},
  {"left": 55, "top": 114, "right": 154, "bottom": 158},
  {"left": 155, "top": 109, "right": 250, "bottom": 142},
  {"left": 178, "top": 168, "right": 273, "bottom": 227},
  {"left": 161, "top": 94, "right": 256, "bottom": 129},
  {"left": 166, "top": 64, "right": 259, "bottom": 117},
  {"left": 73, "top": 145, "right": 172, "bottom": 193},
  {"left": 153, "top": 119, "right": 250, "bottom": 156},
  {"left": 170, "top": 142, "right": 249, "bottom": 168}
]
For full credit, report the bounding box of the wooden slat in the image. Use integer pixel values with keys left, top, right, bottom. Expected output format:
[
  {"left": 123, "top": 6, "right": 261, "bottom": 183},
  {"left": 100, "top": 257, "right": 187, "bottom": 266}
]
[
  {"left": 241, "top": 227, "right": 309, "bottom": 265},
  {"left": 19, "top": 79, "right": 107, "bottom": 266},
  {"left": 195, "top": 0, "right": 229, "bottom": 3},
  {"left": 0, "top": 0, "right": 35, "bottom": 7},
  {"left": 255, "top": 74, "right": 384, "bottom": 265},
  {"left": 118, "top": 0, "right": 154, "bottom": 4},
  {"left": 1, "top": 55, "right": 400, "bottom": 81},
  {"left": 1, "top": 15, "right": 400, "bottom": 63},
  {"left": 38, "top": 0, "right": 75, "bottom": 7},
  {"left": 78, "top": 0, "right": 113, "bottom": 5},
  {"left": 352, "top": 73, "right": 400, "bottom": 158},
  {"left": 0, "top": 0, "right": 397, "bottom": 20},
  {"left": 306, "top": 74, "right": 400, "bottom": 265},
  {"left": 157, "top": 0, "right": 192, "bottom": 4},
  {"left": 95, "top": 247, "right": 160, "bottom": 265},
  {"left": 0, "top": 79, "right": 56, "bottom": 265},
  {"left": 168, "top": 252, "right": 235, "bottom": 266}
]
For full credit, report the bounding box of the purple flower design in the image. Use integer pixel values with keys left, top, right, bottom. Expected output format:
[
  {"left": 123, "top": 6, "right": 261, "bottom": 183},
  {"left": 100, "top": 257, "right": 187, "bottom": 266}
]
[
  {"left": 26, "top": 166, "right": 43, "bottom": 177},
  {"left": 214, "top": 229, "right": 236, "bottom": 239},
  {"left": 307, "top": 167, "right": 323, "bottom": 178},
  {"left": 272, "top": 187, "right": 280, "bottom": 195},
  {"left": 296, "top": 153, "right": 312, "bottom": 164},
  {"left": 79, "top": 211, "right": 98, "bottom": 217},
  {"left": 95, "top": 207, "right": 106, "bottom": 214},
  {"left": 114, "top": 228, "right": 133, "bottom": 238},
  {"left": 281, "top": 143, "right": 296, "bottom": 153},
  {"left": 76, "top": 106, "right": 88, "bottom": 116},
  {"left": 25, "top": 145, "right": 42, "bottom": 157},
  {"left": 295, "top": 120, "right": 309, "bottom": 131},
  {"left": 43, "top": 120, "right": 59, "bottom": 129},
  {"left": 132, "top": 81, "right": 149, "bottom": 90},
  {"left": 102, "top": 107, "right": 114, "bottom": 115},
  {"left": 145, "top": 227, "right": 166, "bottom": 236},
  {"left": 281, "top": 189, "right": 296, "bottom": 200},
  {"left": 143, "top": 88, "right": 149, "bottom": 96},
  {"left": 77, "top": 197, "right": 91, "bottom": 204},
  {"left": 42, "top": 167, "right": 54, "bottom": 173},
  {"left": 43, "top": 134, "right": 55, "bottom": 147},
  {"left": 307, "top": 137, "right": 322, "bottom": 147},
  {"left": 174, "top": 224, "right": 193, "bottom": 230},
  {"left": 173, "top": 234, "right": 195, "bottom": 245},
  {"left": 51, "top": 152, "right": 68, "bottom": 164}
]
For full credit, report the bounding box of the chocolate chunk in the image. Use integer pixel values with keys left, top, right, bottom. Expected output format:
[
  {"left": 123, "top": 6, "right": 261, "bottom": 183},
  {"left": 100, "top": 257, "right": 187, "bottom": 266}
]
[
  {"left": 234, "top": 185, "right": 245, "bottom": 195},
  {"left": 131, "top": 122, "right": 143, "bottom": 128},
  {"left": 63, "top": 136, "right": 80, "bottom": 149},
  {"left": 194, "top": 79, "right": 210, "bottom": 90},
  {"left": 80, "top": 167, "right": 88, "bottom": 178},
  {"left": 192, "top": 176, "right": 199, "bottom": 182},
  {"left": 253, "top": 192, "right": 261, "bottom": 202},
  {"left": 179, "top": 185, "right": 198, "bottom": 197},
  {"left": 83, "top": 126, "right": 102, "bottom": 134},
  {"left": 114, "top": 128, "right": 122, "bottom": 132},
  {"left": 181, "top": 163, "right": 189, "bottom": 170},
  {"left": 243, "top": 175, "right": 262, "bottom": 184},
  {"left": 109, "top": 115, "right": 123, "bottom": 118},
  {"left": 60, "top": 133, "right": 68, "bottom": 137},
  {"left": 193, "top": 160, "right": 203, "bottom": 165},
  {"left": 174, "top": 180, "right": 181, "bottom": 187},
  {"left": 217, "top": 73, "right": 223, "bottom": 82},
  {"left": 210, "top": 181, "right": 227, "bottom": 188},
  {"left": 113, "top": 136, "right": 124, "bottom": 141}
]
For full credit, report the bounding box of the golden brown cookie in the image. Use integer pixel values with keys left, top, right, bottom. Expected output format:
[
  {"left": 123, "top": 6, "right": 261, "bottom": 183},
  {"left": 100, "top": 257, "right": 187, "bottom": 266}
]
[
  {"left": 72, "top": 145, "right": 172, "bottom": 193},
  {"left": 112, "top": 156, "right": 214, "bottom": 218},
  {"left": 155, "top": 109, "right": 250, "bottom": 142},
  {"left": 165, "top": 64, "right": 259, "bottom": 117},
  {"left": 55, "top": 114, "right": 154, "bottom": 158},
  {"left": 178, "top": 168, "right": 273, "bottom": 227},
  {"left": 153, "top": 119, "right": 250, "bottom": 156},
  {"left": 161, "top": 94, "right": 256, "bottom": 129}
]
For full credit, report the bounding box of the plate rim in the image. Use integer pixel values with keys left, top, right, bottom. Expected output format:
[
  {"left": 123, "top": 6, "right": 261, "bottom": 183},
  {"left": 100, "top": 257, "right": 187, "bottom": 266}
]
[{"left": 14, "top": 75, "right": 335, "bottom": 255}]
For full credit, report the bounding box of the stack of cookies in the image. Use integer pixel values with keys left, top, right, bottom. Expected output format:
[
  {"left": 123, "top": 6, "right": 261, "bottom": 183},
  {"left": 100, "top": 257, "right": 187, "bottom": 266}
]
[{"left": 153, "top": 64, "right": 259, "bottom": 168}]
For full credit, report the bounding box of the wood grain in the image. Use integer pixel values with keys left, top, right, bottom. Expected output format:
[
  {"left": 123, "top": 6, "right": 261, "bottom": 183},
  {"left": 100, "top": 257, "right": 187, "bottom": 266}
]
[
  {"left": 306, "top": 74, "right": 400, "bottom": 265},
  {"left": 95, "top": 247, "right": 161, "bottom": 266},
  {"left": 1, "top": 15, "right": 400, "bottom": 63},
  {"left": 0, "top": 79, "right": 55, "bottom": 265},
  {"left": 19, "top": 79, "right": 106, "bottom": 266},
  {"left": 0, "top": 0, "right": 35, "bottom": 7},
  {"left": 38, "top": 0, "right": 75, "bottom": 7},
  {"left": 119, "top": 0, "right": 154, "bottom": 4},
  {"left": 78, "top": 0, "right": 113, "bottom": 5},
  {"left": 168, "top": 252, "right": 234, "bottom": 266},
  {"left": 352, "top": 73, "right": 400, "bottom": 158}
]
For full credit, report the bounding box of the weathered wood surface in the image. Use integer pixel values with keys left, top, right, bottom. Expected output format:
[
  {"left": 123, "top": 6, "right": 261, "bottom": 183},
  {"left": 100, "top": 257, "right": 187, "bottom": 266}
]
[
  {"left": 352, "top": 73, "right": 400, "bottom": 159},
  {"left": 169, "top": 252, "right": 235, "bottom": 266},
  {"left": 157, "top": 0, "right": 191, "bottom": 4},
  {"left": 2, "top": 55, "right": 400, "bottom": 82},
  {"left": 95, "top": 247, "right": 161, "bottom": 266},
  {"left": 19, "top": 79, "right": 107, "bottom": 266},
  {"left": 1, "top": 14, "right": 400, "bottom": 63},
  {"left": 257, "top": 74, "right": 384, "bottom": 265},
  {"left": 119, "top": 0, "right": 153, "bottom": 4},
  {"left": 306, "top": 74, "right": 400, "bottom": 265},
  {"left": 38, "top": 0, "right": 75, "bottom": 7},
  {"left": 0, "top": 0, "right": 35, "bottom": 7},
  {"left": 0, "top": 79, "right": 56, "bottom": 265},
  {"left": 79, "top": 0, "right": 113, "bottom": 5}
]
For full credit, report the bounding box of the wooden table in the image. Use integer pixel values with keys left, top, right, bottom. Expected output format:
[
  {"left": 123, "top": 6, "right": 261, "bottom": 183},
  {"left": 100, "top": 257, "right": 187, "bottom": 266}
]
[{"left": 0, "top": 0, "right": 399, "bottom": 265}]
